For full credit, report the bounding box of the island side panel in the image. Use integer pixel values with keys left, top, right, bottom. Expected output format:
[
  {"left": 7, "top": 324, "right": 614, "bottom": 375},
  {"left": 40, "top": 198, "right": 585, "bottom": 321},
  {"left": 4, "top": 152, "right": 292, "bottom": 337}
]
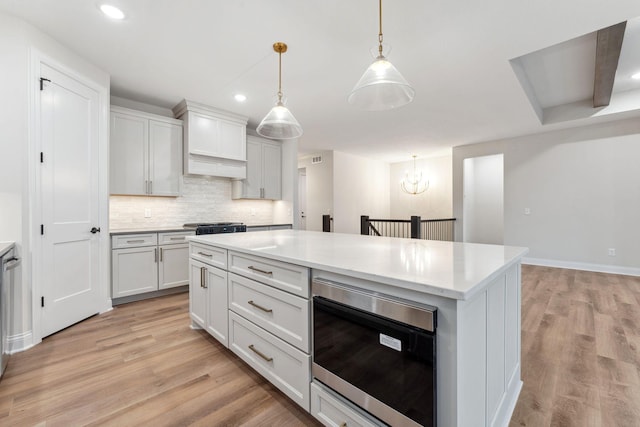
[{"left": 457, "top": 262, "right": 522, "bottom": 427}]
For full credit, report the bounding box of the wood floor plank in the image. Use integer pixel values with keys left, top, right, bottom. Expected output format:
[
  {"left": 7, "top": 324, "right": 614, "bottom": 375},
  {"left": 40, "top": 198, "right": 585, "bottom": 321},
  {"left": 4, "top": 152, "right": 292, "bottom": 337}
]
[
  {"left": 511, "top": 266, "right": 640, "bottom": 427},
  {"left": 1, "top": 266, "right": 639, "bottom": 426},
  {"left": 0, "top": 293, "right": 320, "bottom": 426}
]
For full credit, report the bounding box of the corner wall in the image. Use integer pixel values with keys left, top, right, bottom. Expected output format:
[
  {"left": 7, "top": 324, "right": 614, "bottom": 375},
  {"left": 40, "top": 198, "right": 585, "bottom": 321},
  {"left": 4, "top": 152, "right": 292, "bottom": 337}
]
[
  {"left": 453, "top": 117, "right": 640, "bottom": 274},
  {"left": 333, "top": 151, "right": 390, "bottom": 234}
]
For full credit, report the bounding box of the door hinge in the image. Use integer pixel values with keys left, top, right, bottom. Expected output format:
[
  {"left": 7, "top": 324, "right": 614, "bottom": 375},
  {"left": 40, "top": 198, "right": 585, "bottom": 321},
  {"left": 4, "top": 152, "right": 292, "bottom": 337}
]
[
  {"left": 40, "top": 224, "right": 44, "bottom": 235},
  {"left": 41, "top": 296, "right": 44, "bottom": 307},
  {"left": 40, "top": 152, "right": 44, "bottom": 163},
  {"left": 39, "top": 77, "right": 51, "bottom": 91}
]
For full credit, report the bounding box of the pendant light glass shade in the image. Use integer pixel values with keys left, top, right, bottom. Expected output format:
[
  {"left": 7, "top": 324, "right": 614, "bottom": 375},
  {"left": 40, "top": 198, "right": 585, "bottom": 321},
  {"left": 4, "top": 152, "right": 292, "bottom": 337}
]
[
  {"left": 257, "top": 42, "right": 303, "bottom": 140},
  {"left": 257, "top": 101, "right": 303, "bottom": 139},
  {"left": 348, "top": 55, "right": 415, "bottom": 111},
  {"left": 349, "top": 0, "right": 415, "bottom": 111}
]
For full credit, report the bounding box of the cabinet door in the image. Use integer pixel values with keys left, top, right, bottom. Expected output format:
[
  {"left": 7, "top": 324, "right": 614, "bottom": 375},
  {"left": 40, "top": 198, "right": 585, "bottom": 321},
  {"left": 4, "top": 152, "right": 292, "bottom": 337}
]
[
  {"left": 112, "top": 247, "right": 158, "bottom": 298},
  {"left": 262, "top": 142, "right": 282, "bottom": 200},
  {"left": 158, "top": 243, "right": 189, "bottom": 289},
  {"left": 205, "top": 266, "right": 228, "bottom": 347},
  {"left": 110, "top": 112, "right": 148, "bottom": 195},
  {"left": 218, "top": 119, "right": 246, "bottom": 160},
  {"left": 189, "top": 259, "right": 207, "bottom": 328},
  {"left": 243, "top": 138, "right": 262, "bottom": 198},
  {"left": 149, "top": 120, "right": 182, "bottom": 196}
]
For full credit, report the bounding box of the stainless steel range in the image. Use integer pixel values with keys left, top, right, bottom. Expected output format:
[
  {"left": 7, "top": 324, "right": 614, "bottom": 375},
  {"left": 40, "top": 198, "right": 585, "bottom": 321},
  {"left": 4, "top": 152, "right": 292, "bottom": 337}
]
[{"left": 184, "top": 222, "right": 247, "bottom": 235}]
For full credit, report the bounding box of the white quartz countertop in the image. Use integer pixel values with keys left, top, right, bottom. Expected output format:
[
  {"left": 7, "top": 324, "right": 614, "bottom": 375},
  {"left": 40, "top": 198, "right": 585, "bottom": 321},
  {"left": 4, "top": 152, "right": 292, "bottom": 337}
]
[
  {"left": 189, "top": 230, "right": 528, "bottom": 300},
  {"left": 0, "top": 241, "right": 15, "bottom": 258}
]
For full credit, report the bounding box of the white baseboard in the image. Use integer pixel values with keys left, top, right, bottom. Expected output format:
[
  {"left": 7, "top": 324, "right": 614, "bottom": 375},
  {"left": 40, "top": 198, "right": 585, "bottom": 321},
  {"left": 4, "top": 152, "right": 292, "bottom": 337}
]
[
  {"left": 522, "top": 257, "right": 640, "bottom": 277},
  {"left": 7, "top": 330, "right": 35, "bottom": 354}
]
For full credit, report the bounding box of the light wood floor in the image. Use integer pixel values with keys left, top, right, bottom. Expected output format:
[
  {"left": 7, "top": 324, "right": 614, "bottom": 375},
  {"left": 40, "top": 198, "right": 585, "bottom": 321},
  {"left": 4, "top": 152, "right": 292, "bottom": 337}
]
[
  {"left": 0, "top": 266, "right": 638, "bottom": 426},
  {"left": 0, "top": 293, "right": 321, "bottom": 426},
  {"left": 510, "top": 265, "right": 640, "bottom": 427}
]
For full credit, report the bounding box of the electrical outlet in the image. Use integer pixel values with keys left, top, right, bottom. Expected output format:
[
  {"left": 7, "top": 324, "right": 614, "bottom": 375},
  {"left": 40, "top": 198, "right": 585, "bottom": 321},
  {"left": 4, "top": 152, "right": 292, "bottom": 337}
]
[
  {"left": 144, "top": 208, "right": 151, "bottom": 218},
  {"left": 524, "top": 208, "right": 531, "bottom": 215},
  {"left": 608, "top": 248, "right": 616, "bottom": 256},
  {"left": 250, "top": 208, "right": 256, "bottom": 216}
]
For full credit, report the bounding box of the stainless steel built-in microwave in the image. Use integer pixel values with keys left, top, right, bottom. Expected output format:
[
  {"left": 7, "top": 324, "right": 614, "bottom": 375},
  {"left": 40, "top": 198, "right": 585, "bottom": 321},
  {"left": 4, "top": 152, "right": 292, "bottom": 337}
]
[{"left": 311, "top": 278, "right": 437, "bottom": 427}]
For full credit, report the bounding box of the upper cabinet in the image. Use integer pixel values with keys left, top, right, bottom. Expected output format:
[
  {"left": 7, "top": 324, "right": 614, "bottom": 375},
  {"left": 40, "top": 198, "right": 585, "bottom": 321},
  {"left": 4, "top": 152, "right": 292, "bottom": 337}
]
[
  {"left": 110, "top": 106, "right": 183, "bottom": 196},
  {"left": 232, "top": 135, "right": 282, "bottom": 200},
  {"left": 173, "top": 99, "right": 248, "bottom": 179}
]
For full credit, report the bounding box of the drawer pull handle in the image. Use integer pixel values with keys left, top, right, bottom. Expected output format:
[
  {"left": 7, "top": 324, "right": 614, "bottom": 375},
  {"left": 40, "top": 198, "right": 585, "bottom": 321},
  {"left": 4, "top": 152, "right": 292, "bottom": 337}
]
[
  {"left": 170, "top": 237, "right": 185, "bottom": 241},
  {"left": 248, "top": 265, "right": 273, "bottom": 276},
  {"left": 248, "top": 300, "right": 273, "bottom": 313},
  {"left": 197, "top": 252, "right": 213, "bottom": 258},
  {"left": 126, "top": 239, "right": 145, "bottom": 244},
  {"left": 248, "top": 344, "right": 273, "bottom": 362}
]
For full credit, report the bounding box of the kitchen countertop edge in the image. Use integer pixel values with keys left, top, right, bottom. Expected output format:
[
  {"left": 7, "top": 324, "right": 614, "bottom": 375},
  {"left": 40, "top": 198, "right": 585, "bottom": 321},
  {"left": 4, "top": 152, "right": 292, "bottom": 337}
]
[
  {"left": 0, "top": 242, "right": 15, "bottom": 258},
  {"left": 187, "top": 230, "right": 528, "bottom": 301}
]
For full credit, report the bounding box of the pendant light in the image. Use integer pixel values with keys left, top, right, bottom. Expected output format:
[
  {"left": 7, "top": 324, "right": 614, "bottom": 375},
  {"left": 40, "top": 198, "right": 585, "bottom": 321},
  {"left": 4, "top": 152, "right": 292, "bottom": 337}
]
[
  {"left": 257, "top": 42, "right": 303, "bottom": 139},
  {"left": 400, "top": 155, "right": 428, "bottom": 195},
  {"left": 348, "top": 0, "right": 415, "bottom": 111}
]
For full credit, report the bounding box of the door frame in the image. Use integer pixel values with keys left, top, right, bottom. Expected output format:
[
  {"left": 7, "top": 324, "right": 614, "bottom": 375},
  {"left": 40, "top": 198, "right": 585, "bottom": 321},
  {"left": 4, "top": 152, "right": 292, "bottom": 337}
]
[{"left": 29, "top": 49, "right": 111, "bottom": 345}]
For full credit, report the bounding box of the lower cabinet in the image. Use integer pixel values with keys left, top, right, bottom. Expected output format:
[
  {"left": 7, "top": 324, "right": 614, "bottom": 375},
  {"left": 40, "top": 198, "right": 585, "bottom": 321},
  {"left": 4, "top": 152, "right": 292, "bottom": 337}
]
[
  {"left": 229, "top": 311, "right": 310, "bottom": 409},
  {"left": 189, "top": 258, "right": 229, "bottom": 346},
  {"left": 310, "top": 383, "right": 382, "bottom": 427},
  {"left": 112, "top": 230, "right": 193, "bottom": 299}
]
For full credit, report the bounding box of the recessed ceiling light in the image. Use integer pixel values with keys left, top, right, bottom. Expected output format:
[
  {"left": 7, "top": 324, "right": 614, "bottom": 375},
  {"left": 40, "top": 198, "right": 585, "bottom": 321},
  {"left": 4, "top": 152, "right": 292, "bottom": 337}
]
[
  {"left": 632, "top": 72, "right": 640, "bottom": 80},
  {"left": 100, "top": 4, "right": 125, "bottom": 20},
  {"left": 234, "top": 94, "right": 247, "bottom": 102}
]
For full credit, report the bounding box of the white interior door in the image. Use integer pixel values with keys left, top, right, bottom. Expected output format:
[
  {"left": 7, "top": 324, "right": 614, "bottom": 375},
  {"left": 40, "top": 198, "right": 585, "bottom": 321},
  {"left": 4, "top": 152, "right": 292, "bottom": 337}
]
[
  {"left": 39, "top": 63, "right": 102, "bottom": 337},
  {"left": 298, "top": 168, "right": 307, "bottom": 230}
]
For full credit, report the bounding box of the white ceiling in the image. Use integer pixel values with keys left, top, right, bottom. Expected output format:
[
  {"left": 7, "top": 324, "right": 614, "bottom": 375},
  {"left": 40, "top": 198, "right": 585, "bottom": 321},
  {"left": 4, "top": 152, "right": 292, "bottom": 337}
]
[{"left": 2, "top": 0, "right": 640, "bottom": 162}]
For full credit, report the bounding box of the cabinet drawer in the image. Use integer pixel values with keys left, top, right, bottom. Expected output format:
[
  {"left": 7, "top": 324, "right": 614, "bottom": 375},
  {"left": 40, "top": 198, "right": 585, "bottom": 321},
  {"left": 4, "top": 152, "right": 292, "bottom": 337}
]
[
  {"left": 310, "top": 382, "right": 382, "bottom": 427},
  {"left": 112, "top": 233, "right": 158, "bottom": 249},
  {"left": 190, "top": 243, "right": 227, "bottom": 268},
  {"left": 229, "top": 311, "right": 310, "bottom": 410},
  {"left": 228, "top": 272, "right": 309, "bottom": 352},
  {"left": 228, "top": 251, "right": 309, "bottom": 298},
  {"left": 158, "top": 231, "right": 194, "bottom": 244}
]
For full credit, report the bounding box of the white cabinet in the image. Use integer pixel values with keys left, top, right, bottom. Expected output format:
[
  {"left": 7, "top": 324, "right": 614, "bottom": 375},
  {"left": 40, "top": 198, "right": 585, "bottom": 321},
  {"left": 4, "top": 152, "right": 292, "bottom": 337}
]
[
  {"left": 189, "top": 258, "right": 229, "bottom": 346},
  {"left": 110, "top": 106, "right": 182, "bottom": 196},
  {"left": 188, "top": 240, "right": 311, "bottom": 410},
  {"left": 173, "top": 99, "right": 248, "bottom": 178},
  {"left": 112, "top": 230, "right": 193, "bottom": 300},
  {"left": 310, "top": 383, "right": 382, "bottom": 427},
  {"left": 232, "top": 135, "right": 282, "bottom": 200}
]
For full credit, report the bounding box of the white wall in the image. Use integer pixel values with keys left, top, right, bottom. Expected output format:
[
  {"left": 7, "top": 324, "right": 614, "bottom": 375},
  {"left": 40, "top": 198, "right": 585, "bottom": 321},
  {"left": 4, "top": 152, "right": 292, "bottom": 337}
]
[
  {"left": 0, "top": 13, "right": 110, "bottom": 349},
  {"left": 453, "top": 117, "right": 640, "bottom": 274},
  {"left": 298, "top": 152, "right": 334, "bottom": 232},
  {"left": 390, "top": 154, "right": 453, "bottom": 219},
  {"left": 463, "top": 154, "right": 504, "bottom": 244},
  {"left": 333, "top": 151, "right": 390, "bottom": 235}
]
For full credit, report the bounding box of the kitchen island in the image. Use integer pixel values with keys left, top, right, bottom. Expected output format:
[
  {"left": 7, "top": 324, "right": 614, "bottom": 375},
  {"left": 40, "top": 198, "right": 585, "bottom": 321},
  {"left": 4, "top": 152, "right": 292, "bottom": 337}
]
[{"left": 188, "top": 230, "right": 528, "bottom": 427}]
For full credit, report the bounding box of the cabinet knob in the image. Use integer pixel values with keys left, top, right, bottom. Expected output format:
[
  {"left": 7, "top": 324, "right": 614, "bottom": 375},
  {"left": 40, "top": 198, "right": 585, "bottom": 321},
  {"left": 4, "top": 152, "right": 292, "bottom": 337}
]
[{"left": 90, "top": 227, "right": 101, "bottom": 234}]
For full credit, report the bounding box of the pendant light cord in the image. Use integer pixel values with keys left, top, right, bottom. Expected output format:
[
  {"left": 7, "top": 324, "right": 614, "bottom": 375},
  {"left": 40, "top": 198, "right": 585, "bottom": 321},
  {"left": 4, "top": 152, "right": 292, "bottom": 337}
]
[
  {"left": 378, "top": 0, "right": 383, "bottom": 56},
  {"left": 278, "top": 50, "right": 283, "bottom": 103}
]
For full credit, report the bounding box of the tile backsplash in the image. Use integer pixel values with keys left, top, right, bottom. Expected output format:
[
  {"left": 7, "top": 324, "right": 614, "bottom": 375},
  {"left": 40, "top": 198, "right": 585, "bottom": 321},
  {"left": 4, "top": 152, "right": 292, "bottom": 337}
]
[{"left": 109, "top": 176, "right": 276, "bottom": 229}]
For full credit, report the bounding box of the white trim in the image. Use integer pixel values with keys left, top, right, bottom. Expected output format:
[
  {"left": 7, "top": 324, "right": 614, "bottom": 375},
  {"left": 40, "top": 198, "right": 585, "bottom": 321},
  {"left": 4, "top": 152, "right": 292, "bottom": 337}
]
[
  {"left": 7, "top": 331, "right": 35, "bottom": 354},
  {"left": 522, "top": 257, "right": 640, "bottom": 277},
  {"left": 28, "top": 48, "right": 111, "bottom": 345}
]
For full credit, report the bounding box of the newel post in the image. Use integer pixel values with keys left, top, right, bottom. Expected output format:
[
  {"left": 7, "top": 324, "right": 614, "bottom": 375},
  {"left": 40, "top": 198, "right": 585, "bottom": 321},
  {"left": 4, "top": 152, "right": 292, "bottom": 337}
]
[{"left": 410, "top": 216, "right": 421, "bottom": 239}]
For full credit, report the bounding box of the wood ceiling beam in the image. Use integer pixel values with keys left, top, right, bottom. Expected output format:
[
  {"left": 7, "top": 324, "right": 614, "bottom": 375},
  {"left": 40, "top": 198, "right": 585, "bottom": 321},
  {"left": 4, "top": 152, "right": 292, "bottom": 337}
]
[{"left": 593, "top": 21, "right": 627, "bottom": 108}]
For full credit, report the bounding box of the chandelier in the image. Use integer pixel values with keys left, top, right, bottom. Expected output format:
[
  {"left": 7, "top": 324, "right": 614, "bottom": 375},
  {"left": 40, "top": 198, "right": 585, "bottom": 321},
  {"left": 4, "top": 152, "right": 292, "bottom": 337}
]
[{"left": 400, "top": 155, "right": 428, "bottom": 195}]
